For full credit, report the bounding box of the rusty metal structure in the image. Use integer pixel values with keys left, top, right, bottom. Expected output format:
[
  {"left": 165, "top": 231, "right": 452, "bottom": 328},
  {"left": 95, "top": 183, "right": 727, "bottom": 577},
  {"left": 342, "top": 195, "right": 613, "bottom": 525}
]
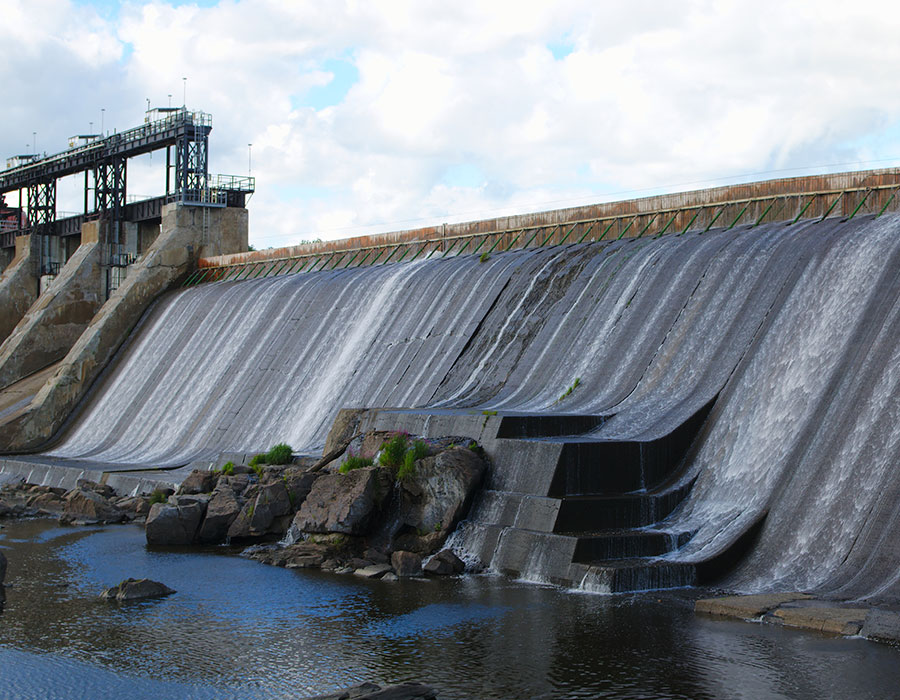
[
  {"left": 0, "top": 108, "right": 255, "bottom": 277},
  {"left": 187, "top": 168, "right": 900, "bottom": 286}
]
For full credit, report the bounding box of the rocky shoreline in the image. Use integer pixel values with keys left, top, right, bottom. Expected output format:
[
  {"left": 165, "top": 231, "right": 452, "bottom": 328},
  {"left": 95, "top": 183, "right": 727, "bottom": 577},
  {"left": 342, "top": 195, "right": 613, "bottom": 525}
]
[{"left": 0, "top": 429, "right": 486, "bottom": 587}]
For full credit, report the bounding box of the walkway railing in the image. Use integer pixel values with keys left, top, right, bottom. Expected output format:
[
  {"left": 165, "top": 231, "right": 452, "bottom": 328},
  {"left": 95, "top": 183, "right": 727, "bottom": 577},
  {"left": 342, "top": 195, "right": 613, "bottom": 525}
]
[{"left": 183, "top": 179, "right": 900, "bottom": 287}]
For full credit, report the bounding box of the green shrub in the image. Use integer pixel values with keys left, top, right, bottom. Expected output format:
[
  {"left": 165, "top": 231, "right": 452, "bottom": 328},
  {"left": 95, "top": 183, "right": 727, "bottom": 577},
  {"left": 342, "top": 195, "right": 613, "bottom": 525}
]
[
  {"left": 379, "top": 433, "right": 409, "bottom": 470},
  {"left": 468, "top": 441, "right": 485, "bottom": 458},
  {"left": 265, "top": 443, "right": 293, "bottom": 465},
  {"left": 411, "top": 439, "right": 429, "bottom": 460},
  {"left": 479, "top": 252, "right": 490, "bottom": 263},
  {"left": 398, "top": 450, "right": 417, "bottom": 480},
  {"left": 250, "top": 462, "right": 264, "bottom": 479},
  {"left": 248, "top": 453, "right": 265, "bottom": 468},
  {"left": 339, "top": 455, "right": 374, "bottom": 474},
  {"left": 220, "top": 461, "right": 235, "bottom": 475},
  {"left": 148, "top": 489, "right": 167, "bottom": 505}
]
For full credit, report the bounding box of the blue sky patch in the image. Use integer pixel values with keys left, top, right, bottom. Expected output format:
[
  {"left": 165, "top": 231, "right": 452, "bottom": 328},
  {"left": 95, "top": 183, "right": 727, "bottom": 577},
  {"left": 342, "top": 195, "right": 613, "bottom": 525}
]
[
  {"left": 548, "top": 38, "right": 575, "bottom": 60},
  {"left": 293, "top": 58, "right": 359, "bottom": 111},
  {"left": 441, "top": 163, "right": 485, "bottom": 189}
]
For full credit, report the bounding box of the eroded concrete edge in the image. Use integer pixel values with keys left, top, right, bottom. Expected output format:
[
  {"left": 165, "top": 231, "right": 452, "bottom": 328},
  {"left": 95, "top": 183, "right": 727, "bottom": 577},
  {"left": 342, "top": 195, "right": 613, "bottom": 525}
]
[{"left": 696, "top": 593, "right": 900, "bottom": 645}]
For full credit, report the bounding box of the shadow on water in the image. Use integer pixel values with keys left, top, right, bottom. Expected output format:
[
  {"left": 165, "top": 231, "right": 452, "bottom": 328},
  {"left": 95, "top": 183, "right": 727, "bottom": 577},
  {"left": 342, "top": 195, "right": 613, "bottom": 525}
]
[{"left": 1, "top": 518, "right": 899, "bottom": 699}]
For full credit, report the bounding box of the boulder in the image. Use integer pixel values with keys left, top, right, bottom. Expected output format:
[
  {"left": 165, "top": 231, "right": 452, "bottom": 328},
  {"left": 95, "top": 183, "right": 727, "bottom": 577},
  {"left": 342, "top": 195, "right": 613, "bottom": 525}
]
[
  {"left": 76, "top": 479, "right": 116, "bottom": 499},
  {"left": 145, "top": 502, "right": 203, "bottom": 545},
  {"left": 251, "top": 481, "right": 292, "bottom": 531},
  {"left": 282, "top": 468, "right": 319, "bottom": 507},
  {"left": 100, "top": 578, "right": 175, "bottom": 601},
  {"left": 423, "top": 549, "right": 465, "bottom": 576},
  {"left": 226, "top": 501, "right": 254, "bottom": 539},
  {"left": 177, "top": 469, "right": 217, "bottom": 495},
  {"left": 196, "top": 484, "right": 242, "bottom": 543},
  {"left": 63, "top": 488, "right": 126, "bottom": 523},
  {"left": 354, "top": 563, "right": 393, "bottom": 579},
  {"left": 293, "top": 466, "right": 391, "bottom": 535},
  {"left": 391, "top": 550, "right": 423, "bottom": 577},
  {"left": 27, "top": 491, "right": 64, "bottom": 511},
  {"left": 397, "top": 447, "right": 484, "bottom": 535},
  {"left": 0, "top": 550, "right": 6, "bottom": 583}
]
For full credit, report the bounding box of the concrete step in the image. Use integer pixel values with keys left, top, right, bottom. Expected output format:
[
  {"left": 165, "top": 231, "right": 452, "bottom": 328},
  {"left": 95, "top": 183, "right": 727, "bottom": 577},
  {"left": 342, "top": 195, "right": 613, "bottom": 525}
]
[
  {"left": 569, "top": 528, "right": 694, "bottom": 562},
  {"left": 554, "top": 481, "right": 693, "bottom": 531},
  {"left": 579, "top": 559, "right": 697, "bottom": 593}
]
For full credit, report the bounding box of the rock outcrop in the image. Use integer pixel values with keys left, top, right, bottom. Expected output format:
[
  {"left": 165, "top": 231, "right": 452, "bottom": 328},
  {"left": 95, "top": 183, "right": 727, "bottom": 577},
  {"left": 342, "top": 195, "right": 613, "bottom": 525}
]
[
  {"left": 294, "top": 466, "right": 391, "bottom": 535},
  {"left": 146, "top": 501, "right": 204, "bottom": 545}
]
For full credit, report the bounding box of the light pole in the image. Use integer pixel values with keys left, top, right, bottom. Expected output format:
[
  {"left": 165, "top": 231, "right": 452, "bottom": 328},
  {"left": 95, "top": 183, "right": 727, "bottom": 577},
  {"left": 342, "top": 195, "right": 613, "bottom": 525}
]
[
  {"left": 101, "top": 108, "right": 105, "bottom": 135},
  {"left": 182, "top": 77, "right": 187, "bottom": 107},
  {"left": 248, "top": 144, "right": 252, "bottom": 175}
]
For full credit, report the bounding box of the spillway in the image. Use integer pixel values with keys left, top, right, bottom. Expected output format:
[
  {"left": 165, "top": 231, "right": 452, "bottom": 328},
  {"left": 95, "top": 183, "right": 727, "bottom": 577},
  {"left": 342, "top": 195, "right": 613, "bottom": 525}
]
[{"left": 40, "top": 215, "right": 900, "bottom": 603}]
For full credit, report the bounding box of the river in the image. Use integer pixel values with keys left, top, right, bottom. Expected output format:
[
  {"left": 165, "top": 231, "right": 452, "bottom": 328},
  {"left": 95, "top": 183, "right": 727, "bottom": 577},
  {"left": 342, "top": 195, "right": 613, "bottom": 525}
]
[{"left": 1, "top": 518, "right": 898, "bottom": 699}]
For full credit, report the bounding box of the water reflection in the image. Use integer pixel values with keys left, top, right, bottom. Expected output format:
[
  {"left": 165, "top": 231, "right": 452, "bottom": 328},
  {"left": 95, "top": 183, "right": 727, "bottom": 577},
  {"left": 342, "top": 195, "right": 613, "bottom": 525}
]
[{"left": 0, "top": 519, "right": 898, "bottom": 699}]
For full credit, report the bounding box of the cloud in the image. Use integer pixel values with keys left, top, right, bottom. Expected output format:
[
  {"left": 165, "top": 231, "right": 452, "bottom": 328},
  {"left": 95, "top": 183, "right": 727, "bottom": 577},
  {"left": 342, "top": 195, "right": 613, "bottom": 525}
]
[{"left": 4, "top": 1, "right": 900, "bottom": 246}]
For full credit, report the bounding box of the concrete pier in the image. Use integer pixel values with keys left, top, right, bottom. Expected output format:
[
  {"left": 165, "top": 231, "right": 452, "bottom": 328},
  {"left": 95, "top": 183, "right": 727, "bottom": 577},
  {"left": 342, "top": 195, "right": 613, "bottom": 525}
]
[
  {"left": 0, "top": 203, "right": 247, "bottom": 452},
  {"left": 0, "top": 235, "right": 40, "bottom": 346}
]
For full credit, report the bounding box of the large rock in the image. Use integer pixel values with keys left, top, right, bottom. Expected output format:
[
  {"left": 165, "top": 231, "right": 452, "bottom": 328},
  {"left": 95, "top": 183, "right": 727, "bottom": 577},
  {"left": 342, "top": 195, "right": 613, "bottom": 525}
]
[
  {"left": 100, "top": 578, "right": 175, "bottom": 601},
  {"left": 178, "top": 469, "right": 217, "bottom": 495},
  {"left": 76, "top": 479, "right": 115, "bottom": 499},
  {"left": 294, "top": 466, "right": 391, "bottom": 535},
  {"left": 0, "top": 550, "right": 6, "bottom": 583},
  {"left": 196, "top": 483, "right": 243, "bottom": 543},
  {"left": 397, "top": 447, "right": 485, "bottom": 535},
  {"left": 251, "top": 481, "right": 292, "bottom": 531},
  {"left": 145, "top": 502, "right": 203, "bottom": 545},
  {"left": 282, "top": 468, "right": 319, "bottom": 507},
  {"left": 63, "top": 487, "right": 126, "bottom": 523},
  {"left": 423, "top": 549, "right": 465, "bottom": 576},
  {"left": 391, "top": 550, "right": 423, "bottom": 577}
]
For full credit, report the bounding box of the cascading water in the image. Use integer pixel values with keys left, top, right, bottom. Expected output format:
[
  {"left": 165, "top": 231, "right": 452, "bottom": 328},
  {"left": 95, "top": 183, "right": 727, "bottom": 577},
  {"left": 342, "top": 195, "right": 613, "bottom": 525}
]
[{"left": 40, "top": 215, "right": 900, "bottom": 602}]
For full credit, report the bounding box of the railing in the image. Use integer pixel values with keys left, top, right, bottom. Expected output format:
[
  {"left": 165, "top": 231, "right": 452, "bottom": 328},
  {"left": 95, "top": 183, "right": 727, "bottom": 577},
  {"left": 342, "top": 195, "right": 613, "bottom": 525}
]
[
  {"left": 183, "top": 182, "right": 900, "bottom": 287},
  {"left": 0, "top": 108, "right": 211, "bottom": 190}
]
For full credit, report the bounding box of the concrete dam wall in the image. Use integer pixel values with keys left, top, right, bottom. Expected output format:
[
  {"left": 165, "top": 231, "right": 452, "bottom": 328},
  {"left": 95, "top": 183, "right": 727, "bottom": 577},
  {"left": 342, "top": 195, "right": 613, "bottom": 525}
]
[{"left": 21, "top": 214, "right": 900, "bottom": 603}]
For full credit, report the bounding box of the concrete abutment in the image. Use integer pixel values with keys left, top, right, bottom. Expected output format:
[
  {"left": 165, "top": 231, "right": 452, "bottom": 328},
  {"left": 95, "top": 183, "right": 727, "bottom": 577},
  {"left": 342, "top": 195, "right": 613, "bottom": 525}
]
[{"left": 0, "top": 203, "right": 247, "bottom": 451}]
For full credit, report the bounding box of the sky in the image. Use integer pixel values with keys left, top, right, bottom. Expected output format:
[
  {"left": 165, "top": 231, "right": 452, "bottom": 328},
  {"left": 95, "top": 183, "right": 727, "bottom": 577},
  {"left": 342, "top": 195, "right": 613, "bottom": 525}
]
[{"left": 4, "top": 0, "right": 900, "bottom": 248}]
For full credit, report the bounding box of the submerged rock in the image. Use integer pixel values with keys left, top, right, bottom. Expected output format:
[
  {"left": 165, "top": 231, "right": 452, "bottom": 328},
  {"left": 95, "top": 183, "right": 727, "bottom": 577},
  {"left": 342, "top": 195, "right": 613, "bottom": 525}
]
[
  {"left": 304, "top": 681, "right": 438, "bottom": 700},
  {"left": 100, "top": 578, "right": 175, "bottom": 601},
  {"left": 0, "top": 550, "right": 6, "bottom": 583}
]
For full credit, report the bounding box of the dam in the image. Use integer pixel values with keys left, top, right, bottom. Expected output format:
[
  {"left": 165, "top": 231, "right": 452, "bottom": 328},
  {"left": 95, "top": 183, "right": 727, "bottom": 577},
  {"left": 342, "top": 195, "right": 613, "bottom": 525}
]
[{"left": 2, "top": 161, "right": 900, "bottom": 604}]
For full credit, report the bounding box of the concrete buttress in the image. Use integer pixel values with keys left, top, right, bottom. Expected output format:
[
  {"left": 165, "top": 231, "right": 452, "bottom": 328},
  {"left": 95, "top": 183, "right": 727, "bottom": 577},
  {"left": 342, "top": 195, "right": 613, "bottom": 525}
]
[{"left": 0, "top": 203, "right": 248, "bottom": 451}]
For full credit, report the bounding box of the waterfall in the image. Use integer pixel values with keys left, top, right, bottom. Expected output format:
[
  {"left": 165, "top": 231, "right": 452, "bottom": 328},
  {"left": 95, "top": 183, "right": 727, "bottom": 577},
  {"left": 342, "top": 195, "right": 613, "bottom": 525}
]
[{"left": 41, "top": 215, "right": 900, "bottom": 602}]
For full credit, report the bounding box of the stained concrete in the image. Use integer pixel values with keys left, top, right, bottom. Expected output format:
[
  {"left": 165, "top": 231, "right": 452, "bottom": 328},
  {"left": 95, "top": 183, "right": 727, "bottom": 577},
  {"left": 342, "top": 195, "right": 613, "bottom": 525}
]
[
  {"left": 0, "top": 235, "right": 39, "bottom": 345},
  {"left": 0, "top": 226, "right": 103, "bottom": 391},
  {"left": 0, "top": 203, "right": 247, "bottom": 452}
]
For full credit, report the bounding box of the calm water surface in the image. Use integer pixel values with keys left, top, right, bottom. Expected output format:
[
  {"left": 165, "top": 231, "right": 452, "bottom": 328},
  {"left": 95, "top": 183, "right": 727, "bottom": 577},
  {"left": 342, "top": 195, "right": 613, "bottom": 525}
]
[{"left": 0, "top": 518, "right": 898, "bottom": 699}]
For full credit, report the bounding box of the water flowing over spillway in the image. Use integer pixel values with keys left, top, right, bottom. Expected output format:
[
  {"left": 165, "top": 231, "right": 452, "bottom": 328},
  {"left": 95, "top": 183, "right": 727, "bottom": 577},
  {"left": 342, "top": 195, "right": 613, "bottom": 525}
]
[{"left": 44, "top": 215, "right": 900, "bottom": 603}]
